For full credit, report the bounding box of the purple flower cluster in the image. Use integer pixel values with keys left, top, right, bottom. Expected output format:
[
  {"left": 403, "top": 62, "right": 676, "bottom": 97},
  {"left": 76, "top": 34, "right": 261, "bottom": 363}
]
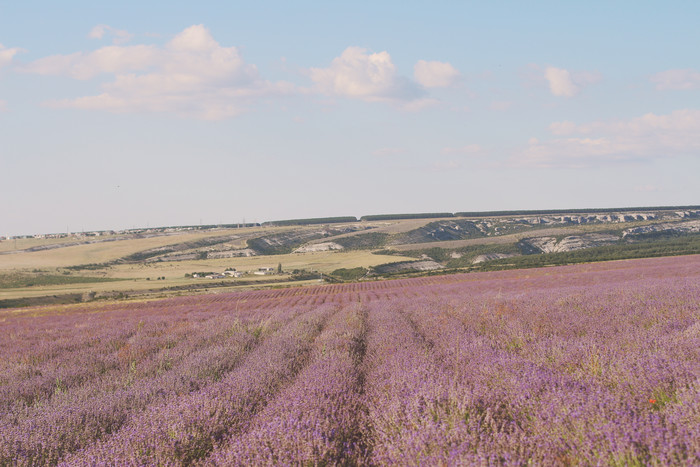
[
  {"left": 207, "top": 305, "right": 368, "bottom": 465},
  {"left": 60, "top": 304, "right": 332, "bottom": 465},
  {"left": 0, "top": 254, "right": 698, "bottom": 465}
]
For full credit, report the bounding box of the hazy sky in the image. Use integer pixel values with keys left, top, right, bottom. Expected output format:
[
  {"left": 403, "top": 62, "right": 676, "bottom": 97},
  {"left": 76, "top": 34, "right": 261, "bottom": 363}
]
[{"left": 1, "top": 1, "right": 699, "bottom": 236}]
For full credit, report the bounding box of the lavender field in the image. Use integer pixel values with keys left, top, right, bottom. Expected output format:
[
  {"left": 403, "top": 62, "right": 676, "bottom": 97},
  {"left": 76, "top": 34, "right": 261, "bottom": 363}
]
[{"left": 1, "top": 255, "right": 699, "bottom": 465}]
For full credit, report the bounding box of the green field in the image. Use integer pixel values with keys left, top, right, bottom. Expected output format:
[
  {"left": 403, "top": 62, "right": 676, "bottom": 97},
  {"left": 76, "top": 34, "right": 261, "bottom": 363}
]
[{"left": 0, "top": 273, "right": 123, "bottom": 289}]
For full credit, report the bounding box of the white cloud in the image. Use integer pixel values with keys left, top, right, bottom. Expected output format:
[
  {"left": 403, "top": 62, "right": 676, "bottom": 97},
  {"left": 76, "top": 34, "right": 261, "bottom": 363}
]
[
  {"left": 544, "top": 67, "right": 577, "bottom": 97},
  {"left": 0, "top": 45, "right": 20, "bottom": 111},
  {"left": 0, "top": 44, "right": 21, "bottom": 68},
  {"left": 23, "top": 45, "right": 157, "bottom": 79},
  {"left": 650, "top": 69, "right": 700, "bottom": 90},
  {"left": 310, "top": 46, "right": 425, "bottom": 104},
  {"left": 88, "top": 25, "right": 108, "bottom": 39},
  {"left": 89, "top": 24, "right": 134, "bottom": 45},
  {"left": 544, "top": 66, "right": 601, "bottom": 97},
  {"left": 414, "top": 60, "right": 460, "bottom": 88},
  {"left": 511, "top": 109, "right": 700, "bottom": 168},
  {"left": 27, "top": 25, "right": 295, "bottom": 119}
]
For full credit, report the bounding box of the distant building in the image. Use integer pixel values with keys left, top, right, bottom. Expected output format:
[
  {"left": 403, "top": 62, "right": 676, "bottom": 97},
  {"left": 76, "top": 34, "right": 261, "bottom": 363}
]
[{"left": 254, "top": 267, "right": 275, "bottom": 276}]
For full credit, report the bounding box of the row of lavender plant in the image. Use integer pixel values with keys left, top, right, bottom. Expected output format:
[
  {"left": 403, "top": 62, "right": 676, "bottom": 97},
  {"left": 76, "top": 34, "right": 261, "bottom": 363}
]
[
  {"left": 0, "top": 303, "right": 301, "bottom": 465},
  {"left": 205, "top": 303, "right": 369, "bottom": 465},
  {"left": 0, "top": 291, "right": 328, "bottom": 419},
  {"left": 59, "top": 303, "right": 337, "bottom": 465},
  {"left": 0, "top": 300, "right": 241, "bottom": 410},
  {"left": 0, "top": 308, "right": 167, "bottom": 409},
  {"left": 398, "top": 275, "right": 700, "bottom": 464},
  {"left": 359, "top": 300, "right": 461, "bottom": 465},
  {"left": 0, "top": 301, "right": 270, "bottom": 418}
]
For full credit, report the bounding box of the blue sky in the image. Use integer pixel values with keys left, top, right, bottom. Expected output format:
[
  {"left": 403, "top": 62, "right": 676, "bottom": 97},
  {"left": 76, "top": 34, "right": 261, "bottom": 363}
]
[{"left": 1, "top": 1, "right": 699, "bottom": 236}]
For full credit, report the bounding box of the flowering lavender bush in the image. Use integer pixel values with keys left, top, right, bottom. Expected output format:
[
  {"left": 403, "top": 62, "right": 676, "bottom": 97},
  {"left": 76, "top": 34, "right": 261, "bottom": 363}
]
[{"left": 0, "top": 255, "right": 698, "bottom": 465}]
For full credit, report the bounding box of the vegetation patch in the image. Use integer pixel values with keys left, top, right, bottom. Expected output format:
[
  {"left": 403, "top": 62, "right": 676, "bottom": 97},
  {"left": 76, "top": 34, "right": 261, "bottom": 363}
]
[
  {"left": 446, "top": 243, "right": 523, "bottom": 267},
  {"left": 0, "top": 273, "right": 123, "bottom": 289},
  {"left": 330, "top": 267, "right": 368, "bottom": 281},
  {"left": 374, "top": 232, "right": 700, "bottom": 272},
  {"left": 290, "top": 269, "right": 323, "bottom": 281},
  {"left": 479, "top": 234, "right": 700, "bottom": 270},
  {"left": 391, "top": 219, "right": 486, "bottom": 244},
  {"left": 247, "top": 236, "right": 308, "bottom": 255},
  {"left": 0, "top": 293, "right": 85, "bottom": 309},
  {"left": 333, "top": 232, "right": 389, "bottom": 250},
  {"left": 121, "top": 235, "right": 239, "bottom": 262},
  {"left": 64, "top": 263, "right": 112, "bottom": 271},
  {"left": 391, "top": 244, "right": 521, "bottom": 266},
  {"left": 372, "top": 260, "right": 444, "bottom": 275},
  {"left": 247, "top": 227, "right": 360, "bottom": 255}
]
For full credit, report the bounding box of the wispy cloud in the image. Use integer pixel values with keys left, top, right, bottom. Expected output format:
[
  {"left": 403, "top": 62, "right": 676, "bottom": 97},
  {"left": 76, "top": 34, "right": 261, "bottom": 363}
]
[
  {"left": 22, "top": 45, "right": 158, "bottom": 79},
  {"left": 511, "top": 109, "right": 700, "bottom": 168},
  {"left": 24, "top": 25, "right": 295, "bottom": 119},
  {"left": 88, "top": 25, "right": 134, "bottom": 45},
  {"left": 0, "top": 43, "right": 21, "bottom": 68},
  {"left": 544, "top": 66, "right": 601, "bottom": 97},
  {"left": 413, "top": 60, "right": 460, "bottom": 88},
  {"left": 0, "top": 44, "right": 21, "bottom": 110},
  {"left": 309, "top": 46, "right": 426, "bottom": 108},
  {"left": 650, "top": 69, "right": 700, "bottom": 90}
]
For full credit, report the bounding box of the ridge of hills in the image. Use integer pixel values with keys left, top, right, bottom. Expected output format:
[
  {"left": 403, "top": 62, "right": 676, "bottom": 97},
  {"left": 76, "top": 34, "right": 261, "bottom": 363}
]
[{"left": 2, "top": 206, "right": 699, "bottom": 308}]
